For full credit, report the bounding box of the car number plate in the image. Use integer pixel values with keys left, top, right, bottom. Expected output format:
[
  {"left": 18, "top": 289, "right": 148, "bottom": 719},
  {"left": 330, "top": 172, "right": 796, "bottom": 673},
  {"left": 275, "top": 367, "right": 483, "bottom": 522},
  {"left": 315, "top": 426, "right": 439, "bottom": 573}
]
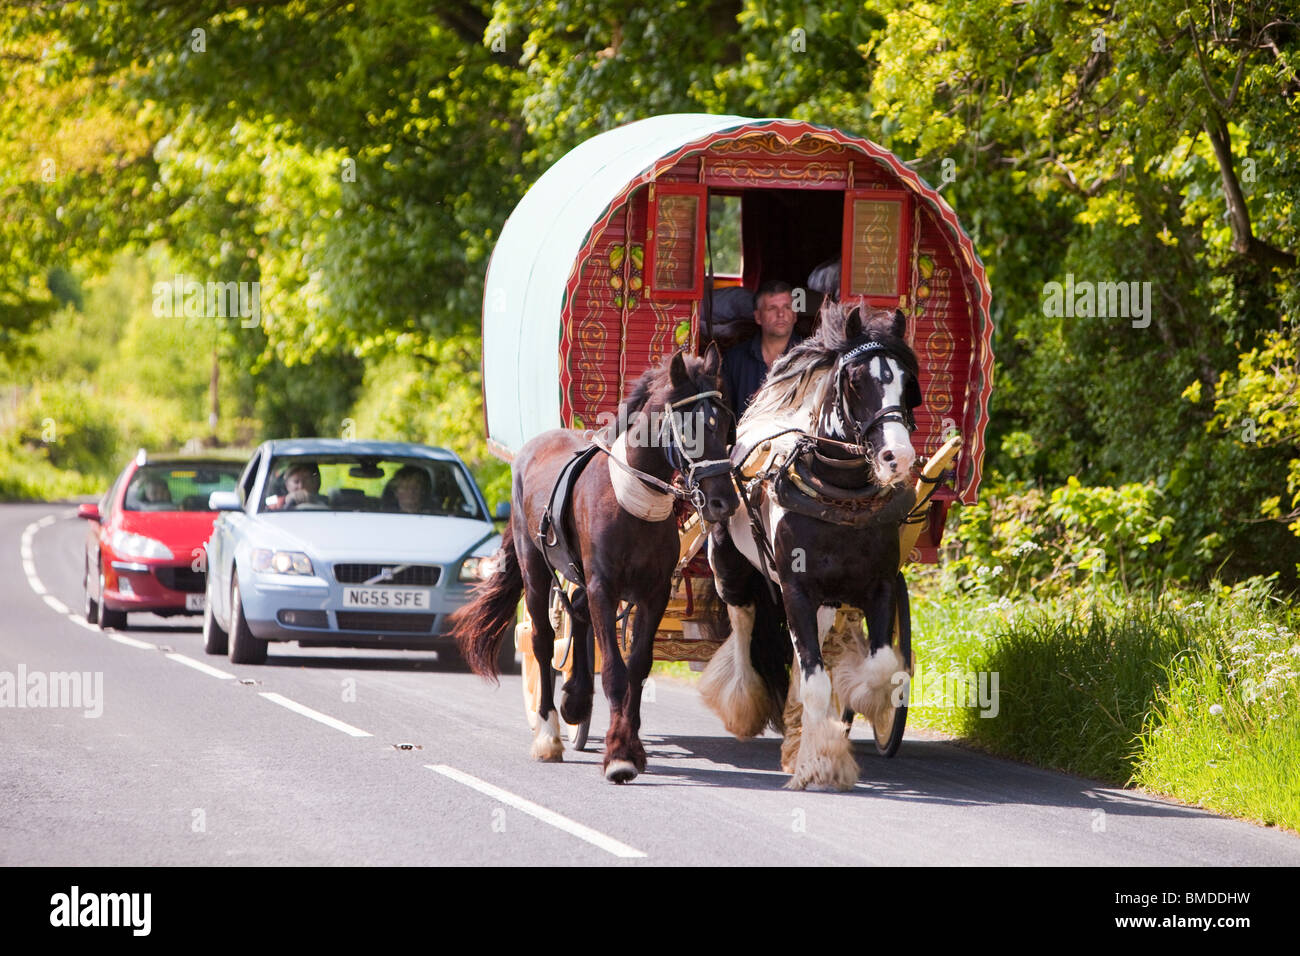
[
  {"left": 342, "top": 587, "right": 431, "bottom": 610},
  {"left": 186, "top": 593, "right": 206, "bottom": 611}
]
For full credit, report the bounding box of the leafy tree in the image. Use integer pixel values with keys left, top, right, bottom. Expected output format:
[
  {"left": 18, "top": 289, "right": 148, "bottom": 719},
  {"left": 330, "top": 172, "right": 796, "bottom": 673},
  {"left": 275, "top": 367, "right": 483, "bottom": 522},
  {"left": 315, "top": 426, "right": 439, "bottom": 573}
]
[{"left": 3, "top": 0, "right": 1297, "bottom": 582}]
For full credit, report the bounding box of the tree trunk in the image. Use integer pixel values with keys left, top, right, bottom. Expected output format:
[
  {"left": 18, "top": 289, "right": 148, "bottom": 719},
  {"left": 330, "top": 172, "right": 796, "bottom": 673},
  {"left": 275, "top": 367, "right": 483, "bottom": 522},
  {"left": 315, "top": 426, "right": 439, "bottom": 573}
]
[{"left": 1204, "top": 113, "right": 1296, "bottom": 270}]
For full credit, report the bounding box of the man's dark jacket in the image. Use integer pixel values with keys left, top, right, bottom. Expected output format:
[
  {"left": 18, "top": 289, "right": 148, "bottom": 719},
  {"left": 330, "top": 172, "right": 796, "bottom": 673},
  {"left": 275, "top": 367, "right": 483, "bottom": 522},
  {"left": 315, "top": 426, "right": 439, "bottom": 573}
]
[{"left": 721, "top": 332, "right": 804, "bottom": 418}]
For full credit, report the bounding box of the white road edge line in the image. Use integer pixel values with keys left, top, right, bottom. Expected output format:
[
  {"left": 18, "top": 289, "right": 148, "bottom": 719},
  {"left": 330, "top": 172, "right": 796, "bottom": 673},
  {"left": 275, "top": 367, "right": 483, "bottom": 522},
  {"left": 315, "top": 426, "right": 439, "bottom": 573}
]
[
  {"left": 20, "top": 519, "right": 53, "bottom": 599},
  {"left": 24, "top": 563, "right": 46, "bottom": 593},
  {"left": 165, "top": 652, "right": 236, "bottom": 680},
  {"left": 259, "top": 692, "right": 372, "bottom": 737},
  {"left": 426, "top": 763, "right": 648, "bottom": 860},
  {"left": 22, "top": 515, "right": 156, "bottom": 649}
]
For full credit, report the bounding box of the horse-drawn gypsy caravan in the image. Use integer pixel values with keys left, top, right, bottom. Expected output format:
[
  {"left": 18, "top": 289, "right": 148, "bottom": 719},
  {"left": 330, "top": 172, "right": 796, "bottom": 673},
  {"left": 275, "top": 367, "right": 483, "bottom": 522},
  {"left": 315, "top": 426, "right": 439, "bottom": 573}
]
[{"left": 475, "top": 114, "right": 993, "bottom": 778}]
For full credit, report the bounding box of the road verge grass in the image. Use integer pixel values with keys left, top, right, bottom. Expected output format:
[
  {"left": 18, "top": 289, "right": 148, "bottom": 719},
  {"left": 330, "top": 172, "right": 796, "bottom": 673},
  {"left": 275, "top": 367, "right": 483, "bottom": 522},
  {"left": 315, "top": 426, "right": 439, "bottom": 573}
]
[{"left": 909, "top": 575, "right": 1300, "bottom": 829}]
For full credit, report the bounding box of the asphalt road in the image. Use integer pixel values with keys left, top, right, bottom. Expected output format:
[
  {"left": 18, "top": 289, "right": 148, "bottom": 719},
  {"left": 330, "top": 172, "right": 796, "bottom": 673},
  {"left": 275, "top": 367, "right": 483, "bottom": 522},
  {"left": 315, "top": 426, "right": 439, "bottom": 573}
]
[{"left": 4, "top": 502, "right": 1299, "bottom": 867}]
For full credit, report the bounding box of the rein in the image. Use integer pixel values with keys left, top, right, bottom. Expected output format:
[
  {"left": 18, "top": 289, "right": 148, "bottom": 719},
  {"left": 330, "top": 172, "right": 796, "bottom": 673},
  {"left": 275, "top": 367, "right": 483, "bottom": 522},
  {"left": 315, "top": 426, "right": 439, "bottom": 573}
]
[
  {"left": 735, "top": 340, "right": 923, "bottom": 566},
  {"left": 591, "top": 387, "right": 733, "bottom": 519},
  {"left": 743, "top": 338, "right": 919, "bottom": 473}
]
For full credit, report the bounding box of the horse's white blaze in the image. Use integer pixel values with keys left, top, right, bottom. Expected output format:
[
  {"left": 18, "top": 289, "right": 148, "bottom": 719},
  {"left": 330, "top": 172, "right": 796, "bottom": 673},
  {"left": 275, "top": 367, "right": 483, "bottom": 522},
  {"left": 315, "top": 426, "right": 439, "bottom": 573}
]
[
  {"left": 874, "top": 355, "right": 915, "bottom": 483},
  {"left": 531, "top": 710, "right": 564, "bottom": 762}
]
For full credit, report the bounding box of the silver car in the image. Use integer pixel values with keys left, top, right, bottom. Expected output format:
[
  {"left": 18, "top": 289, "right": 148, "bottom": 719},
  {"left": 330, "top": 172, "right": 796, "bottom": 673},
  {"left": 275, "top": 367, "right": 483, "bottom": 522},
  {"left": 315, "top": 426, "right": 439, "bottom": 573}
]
[{"left": 202, "top": 439, "right": 509, "bottom": 666}]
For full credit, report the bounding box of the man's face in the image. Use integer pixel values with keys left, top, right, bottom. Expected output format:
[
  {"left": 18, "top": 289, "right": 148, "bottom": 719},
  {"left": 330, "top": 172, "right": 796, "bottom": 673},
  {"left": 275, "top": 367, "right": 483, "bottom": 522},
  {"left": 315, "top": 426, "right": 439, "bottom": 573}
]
[
  {"left": 755, "top": 291, "right": 795, "bottom": 339},
  {"left": 286, "top": 468, "right": 319, "bottom": 495}
]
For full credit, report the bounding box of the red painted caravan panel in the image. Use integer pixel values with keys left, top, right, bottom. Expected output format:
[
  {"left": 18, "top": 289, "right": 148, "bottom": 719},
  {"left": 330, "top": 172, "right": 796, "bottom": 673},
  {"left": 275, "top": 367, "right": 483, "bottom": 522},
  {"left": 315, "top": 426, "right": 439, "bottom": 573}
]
[{"left": 551, "top": 119, "right": 992, "bottom": 510}]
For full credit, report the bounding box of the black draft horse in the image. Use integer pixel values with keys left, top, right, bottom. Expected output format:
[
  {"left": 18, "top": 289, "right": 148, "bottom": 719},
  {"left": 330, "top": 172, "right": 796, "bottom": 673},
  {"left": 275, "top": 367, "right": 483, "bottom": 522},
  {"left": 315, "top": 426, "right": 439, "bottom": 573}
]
[
  {"left": 452, "top": 346, "right": 739, "bottom": 783},
  {"left": 702, "top": 304, "right": 922, "bottom": 790}
]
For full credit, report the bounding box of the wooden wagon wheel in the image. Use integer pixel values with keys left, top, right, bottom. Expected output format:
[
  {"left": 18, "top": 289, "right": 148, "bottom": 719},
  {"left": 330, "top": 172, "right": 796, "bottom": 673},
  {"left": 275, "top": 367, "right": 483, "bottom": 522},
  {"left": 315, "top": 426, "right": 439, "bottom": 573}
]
[
  {"left": 831, "top": 576, "right": 909, "bottom": 757},
  {"left": 871, "top": 572, "right": 911, "bottom": 757}
]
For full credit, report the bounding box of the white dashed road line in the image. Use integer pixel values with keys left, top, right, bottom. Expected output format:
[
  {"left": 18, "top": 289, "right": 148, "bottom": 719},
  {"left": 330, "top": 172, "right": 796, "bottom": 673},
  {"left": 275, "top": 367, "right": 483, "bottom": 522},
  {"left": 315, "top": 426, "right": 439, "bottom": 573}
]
[
  {"left": 427, "top": 763, "right": 648, "bottom": 859},
  {"left": 104, "top": 631, "right": 156, "bottom": 650},
  {"left": 259, "top": 692, "right": 373, "bottom": 737},
  {"left": 164, "top": 652, "right": 236, "bottom": 680},
  {"left": 23, "top": 510, "right": 655, "bottom": 862}
]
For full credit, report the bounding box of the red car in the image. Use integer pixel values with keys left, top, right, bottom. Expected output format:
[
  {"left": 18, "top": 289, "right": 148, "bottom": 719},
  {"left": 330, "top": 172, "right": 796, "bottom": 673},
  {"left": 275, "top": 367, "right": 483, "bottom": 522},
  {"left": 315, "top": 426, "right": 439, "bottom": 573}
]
[{"left": 78, "top": 451, "right": 248, "bottom": 629}]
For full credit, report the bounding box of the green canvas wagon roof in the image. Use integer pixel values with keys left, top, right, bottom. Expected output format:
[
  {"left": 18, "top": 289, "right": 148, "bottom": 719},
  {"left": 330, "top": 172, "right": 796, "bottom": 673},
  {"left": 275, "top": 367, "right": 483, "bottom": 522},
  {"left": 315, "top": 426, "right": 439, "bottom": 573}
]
[{"left": 483, "top": 115, "right": 757, "bottom": 453}]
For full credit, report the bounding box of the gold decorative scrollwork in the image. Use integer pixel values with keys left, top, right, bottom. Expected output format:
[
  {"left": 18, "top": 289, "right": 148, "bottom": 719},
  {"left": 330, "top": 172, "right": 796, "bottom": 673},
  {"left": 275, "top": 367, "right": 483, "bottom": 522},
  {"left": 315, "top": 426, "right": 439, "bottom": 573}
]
[{"left": 710, "top": 131, "right": 846, "bottom": 157}]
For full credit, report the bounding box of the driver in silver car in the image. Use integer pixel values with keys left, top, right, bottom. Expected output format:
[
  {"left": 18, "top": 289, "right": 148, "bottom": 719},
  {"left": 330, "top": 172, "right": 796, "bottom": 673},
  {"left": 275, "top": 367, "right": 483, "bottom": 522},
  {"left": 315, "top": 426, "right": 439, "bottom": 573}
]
[{"left": 266, "top": 462, "right": 327, "bottom": 510}]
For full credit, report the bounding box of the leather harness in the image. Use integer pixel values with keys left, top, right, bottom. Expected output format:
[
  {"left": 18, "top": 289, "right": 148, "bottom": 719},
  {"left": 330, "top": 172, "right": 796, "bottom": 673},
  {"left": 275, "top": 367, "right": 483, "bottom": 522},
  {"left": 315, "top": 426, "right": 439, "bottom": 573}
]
[
  {"left": 737, "top": 335, "right": 926, "bottom": 599},
  {"left": 537, "top": 445, "right": 602, "bottom": 594},
  {"left": 535, "top": 388, "right": 733, "bottom": 616},
  {"left": 772, "top": 436, "right": 918, "bottom": 528}
]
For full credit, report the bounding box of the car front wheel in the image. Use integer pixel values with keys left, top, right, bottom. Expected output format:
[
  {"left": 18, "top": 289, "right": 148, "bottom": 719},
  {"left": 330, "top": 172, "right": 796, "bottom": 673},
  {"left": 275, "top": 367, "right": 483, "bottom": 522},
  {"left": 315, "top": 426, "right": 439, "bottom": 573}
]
[
  {"left": 203, "top": 592, "right": 228, "bottom": 656},
  {"left": 96, "top": 565, "right": 128, "bottom": 630},
  {"left": 83, "top": 558, "right": 98, "bottom": 624},
  {"left": 227, "top": 572, "right": 267, "bottom": 665}
]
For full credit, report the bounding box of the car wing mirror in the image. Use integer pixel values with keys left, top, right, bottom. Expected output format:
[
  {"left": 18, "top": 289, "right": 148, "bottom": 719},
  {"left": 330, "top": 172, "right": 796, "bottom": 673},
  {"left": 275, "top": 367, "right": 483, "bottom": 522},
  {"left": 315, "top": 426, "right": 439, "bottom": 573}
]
[
  {"left": 493, "top": 501, "right": 510, "bottom": 522},
  {"left": 77, "top": 503, "right": 101, "bottom": 522},
  {"left": 209, "top": 491, "right": 242, "bottom": 512}
]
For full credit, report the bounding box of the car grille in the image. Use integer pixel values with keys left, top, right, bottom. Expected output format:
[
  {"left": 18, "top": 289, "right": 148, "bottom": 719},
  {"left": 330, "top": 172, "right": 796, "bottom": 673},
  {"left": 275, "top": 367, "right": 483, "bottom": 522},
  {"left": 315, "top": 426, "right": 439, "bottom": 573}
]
[
  {"left": 333, "top": 563, "right": 441, "bottom": 586},
  {"left": 154, "top": 566, "right": 206, "bottom": 593},
  {"left": 334, "top": 612, "right": 437, "bottom": 633}
]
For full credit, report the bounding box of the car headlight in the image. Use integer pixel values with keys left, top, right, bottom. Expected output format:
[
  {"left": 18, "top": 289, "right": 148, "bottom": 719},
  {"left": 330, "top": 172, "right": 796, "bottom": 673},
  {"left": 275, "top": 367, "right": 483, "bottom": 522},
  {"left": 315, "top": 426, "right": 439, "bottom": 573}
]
[
  {"left": 110, "top": 530, "right": 175, "bottom": 560},
  {"left": 458, "top": 555, "right": 498, "bottom": 582},
  {"left": 251, "top": 548, "right": 314, "bottom": 575}
]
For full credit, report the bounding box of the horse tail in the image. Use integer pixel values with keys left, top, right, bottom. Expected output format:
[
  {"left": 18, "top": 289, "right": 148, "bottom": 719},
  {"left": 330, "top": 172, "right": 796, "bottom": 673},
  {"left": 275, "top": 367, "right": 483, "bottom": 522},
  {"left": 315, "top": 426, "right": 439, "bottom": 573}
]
[
  {"left": 450, "top": 524, "right": 522, "bottom": 683},
  {"left": 748, "top": 577, "right": 793, "bottom": 734}
]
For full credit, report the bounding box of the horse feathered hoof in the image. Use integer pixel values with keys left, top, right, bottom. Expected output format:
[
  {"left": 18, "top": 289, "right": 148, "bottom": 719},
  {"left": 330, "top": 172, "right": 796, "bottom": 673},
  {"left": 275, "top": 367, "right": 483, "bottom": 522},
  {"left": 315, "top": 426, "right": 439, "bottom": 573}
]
[
  {"left": 604, "top": 760, "right": 639, "bottom": 784},
  {"left": 531, "top": 738, "right": 564, "bottom": 762},
  {"left": 785, "top": 716, "right": 858, "bottom": 791},
  {"left": 780, "top": 729, "right": 801, "bottom": 775},
  {"left": 531, "top": 712, "right": 564, "bottom": 762},
  {"left": 698, "top": 621, "right": 769, "bottom": 739}
]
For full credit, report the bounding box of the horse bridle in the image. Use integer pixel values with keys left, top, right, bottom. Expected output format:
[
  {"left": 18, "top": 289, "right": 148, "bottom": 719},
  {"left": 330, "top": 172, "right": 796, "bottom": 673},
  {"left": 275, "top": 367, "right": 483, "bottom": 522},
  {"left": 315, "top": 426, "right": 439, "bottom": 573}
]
[
  {"left": 659, "top": 389, "right": 734, "bottom": 509},
  {"left": 833, "top": 341, "right": 917, "bottom": 451}
]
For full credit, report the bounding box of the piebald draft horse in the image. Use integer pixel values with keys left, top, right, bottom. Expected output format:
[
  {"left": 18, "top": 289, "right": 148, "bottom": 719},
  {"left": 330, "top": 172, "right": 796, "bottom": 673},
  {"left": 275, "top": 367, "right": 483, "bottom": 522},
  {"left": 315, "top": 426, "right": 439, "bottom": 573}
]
[
  {"left": 702, "top": 303, "right": 921, "bottom": 790},
  {"left": 452, "top": 347, "right": 739, "bottom": 783}
]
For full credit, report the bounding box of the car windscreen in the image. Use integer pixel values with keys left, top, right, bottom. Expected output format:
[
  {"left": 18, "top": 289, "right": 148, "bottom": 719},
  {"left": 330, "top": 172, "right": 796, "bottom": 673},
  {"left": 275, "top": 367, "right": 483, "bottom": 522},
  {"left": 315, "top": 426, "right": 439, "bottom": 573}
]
[
  {"left": 123, "top": 463, "right": 244, "bottom": 512},
  {"left": 259, "top": 455, "right": 485, "bottom": 519}
]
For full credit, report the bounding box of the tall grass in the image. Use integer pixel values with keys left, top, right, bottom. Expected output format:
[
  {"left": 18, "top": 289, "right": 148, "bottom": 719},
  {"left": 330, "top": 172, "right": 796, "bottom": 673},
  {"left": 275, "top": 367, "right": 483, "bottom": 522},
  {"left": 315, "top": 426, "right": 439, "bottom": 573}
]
[
  {"left": 909, "top": 574, "right": 1300, "bottom": 829},
  {"left": 1133, "top": 592, "right": 1300, "bottom": 828}
]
